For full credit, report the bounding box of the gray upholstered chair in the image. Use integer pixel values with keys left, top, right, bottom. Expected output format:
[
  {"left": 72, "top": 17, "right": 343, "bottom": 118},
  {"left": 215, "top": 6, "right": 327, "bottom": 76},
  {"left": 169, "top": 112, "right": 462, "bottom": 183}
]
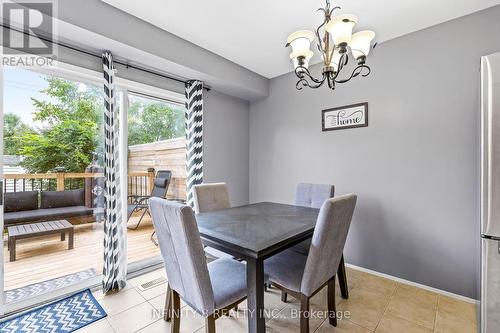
[
  {"left": 192, "top": 183, "right": 233, "bottom": 259},
  {"left": 285, "top": 183, "right": 349, "bottom": 302},
  {"left": 294, "top": 183, "right": 335, "bottom": 209},
  {"left": 292, "top": 183, "right": 335, "bottom": 254},
  {"left": 264, "top": 194, "right": 357, "bottom": 333},
  {"left": 192, "top": 183, "right": 231, "bottom": 214},
  {"left": 149, "top": 198, "right": 247, "bottom": 333}
]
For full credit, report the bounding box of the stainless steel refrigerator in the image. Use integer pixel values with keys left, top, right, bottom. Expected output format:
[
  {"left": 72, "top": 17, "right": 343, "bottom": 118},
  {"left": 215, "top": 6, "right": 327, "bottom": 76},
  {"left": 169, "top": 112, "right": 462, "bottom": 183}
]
[{"left": 481, "top": 51, "right": 500, "bottom": 333}]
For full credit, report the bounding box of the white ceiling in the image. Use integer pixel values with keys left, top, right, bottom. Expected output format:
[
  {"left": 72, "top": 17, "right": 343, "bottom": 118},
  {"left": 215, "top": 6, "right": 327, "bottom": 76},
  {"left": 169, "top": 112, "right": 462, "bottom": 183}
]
[{"left": 102, "top": 0, "right": 500, "bottom": 79}]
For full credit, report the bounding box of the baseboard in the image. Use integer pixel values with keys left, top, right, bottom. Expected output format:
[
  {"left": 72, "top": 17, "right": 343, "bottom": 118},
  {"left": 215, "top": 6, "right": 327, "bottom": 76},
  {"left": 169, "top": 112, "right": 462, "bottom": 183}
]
[{"left": 345, "top": 263, "right": 479, "bottom": 305}]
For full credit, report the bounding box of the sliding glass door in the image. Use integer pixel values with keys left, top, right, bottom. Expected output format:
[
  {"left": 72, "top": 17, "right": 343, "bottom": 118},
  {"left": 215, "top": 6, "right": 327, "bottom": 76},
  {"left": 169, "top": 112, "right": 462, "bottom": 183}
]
[
  {"left": 0, "top": 62, "right": 187, "bottom": 313},
  {"left": 2, "top": 66, "right": 104, "bottom": 307},
  {"left": 126, "top": 92, "right": 187, "bottom": 266}
]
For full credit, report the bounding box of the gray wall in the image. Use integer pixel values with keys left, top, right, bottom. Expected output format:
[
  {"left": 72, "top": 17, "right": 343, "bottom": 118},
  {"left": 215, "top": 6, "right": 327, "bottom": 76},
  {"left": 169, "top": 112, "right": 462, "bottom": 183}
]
[
  {"left": 249, "top": 5, "right": 500, "bottom": 299},
  {"left": 205, "top": 91, "right": 250, "bottom": 206}
]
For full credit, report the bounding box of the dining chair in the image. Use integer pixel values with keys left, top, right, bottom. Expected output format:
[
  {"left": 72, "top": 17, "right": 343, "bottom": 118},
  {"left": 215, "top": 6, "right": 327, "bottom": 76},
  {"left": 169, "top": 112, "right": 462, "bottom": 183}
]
[
  {"left": 284, "top": 183, "right": 349, "bottom": 302},
  {"left": 192, "top": 183, "right": 233, "bottom": 259},
  {"left": 264, "top": 194, "right": 357, "bottom": 333},
  {"left": 192, "top": 183, "right": 231, "bottom": 214},
  {"left": 149, "top": 198, "right": 247, "bottom": 333},
  {"left": 292, "top": 183, "right": 335, "bottom": 254}
]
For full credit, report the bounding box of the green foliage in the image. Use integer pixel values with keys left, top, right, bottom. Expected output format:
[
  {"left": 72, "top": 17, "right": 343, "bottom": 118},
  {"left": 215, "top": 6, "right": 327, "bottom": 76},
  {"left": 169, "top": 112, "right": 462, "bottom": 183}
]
[
  {"left": 19, "top": 76, "right": 103, "bottom": 173},
  {"left": 4, "top": 113, "right": 33, "bottom": 155},
  {"left": 127, "top": 97, "right": 184, "bottom": 146},
  {"left": 5, "top": 74, "right": 185, "bottom": 174}
]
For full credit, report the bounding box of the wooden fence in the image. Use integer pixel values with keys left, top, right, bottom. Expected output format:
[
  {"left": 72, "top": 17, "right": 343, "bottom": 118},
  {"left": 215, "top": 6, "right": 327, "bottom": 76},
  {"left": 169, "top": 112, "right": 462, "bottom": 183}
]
[
  {"left": 2, "top": 137, "right": 187, "bottom": 203},
  {"left": 128, "top": 137, "right": 187, "bottom": 200}
]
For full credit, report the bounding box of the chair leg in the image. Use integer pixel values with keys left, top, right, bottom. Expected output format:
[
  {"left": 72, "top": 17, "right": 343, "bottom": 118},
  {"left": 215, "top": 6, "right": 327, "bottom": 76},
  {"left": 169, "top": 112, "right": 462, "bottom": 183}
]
[
  {"left": 205, "top": 314, "right": 216, "bottom": 333},
  {"left": 127, "top": 208, "right": 148, "bottom": 230},
  {"left": 337, "top": 254, "right": 349, "bottom": 299},
  {"left": 170, "top": 289, "right": 181, "bottom": 333},
  {"left": 300, "top": 295, "right": 310, "bottom": 333},
  {"left": 281, "top": 291, "right": 287, "bottom": 303},
  {"left": 164, "top": 284, "right": 172, "bottom": 322},
  {"left": 328, "top": 277, "right": 337, "bottom": 327},
  {"left": 151, "top": 231, "right": 158, "bottom": 246}
]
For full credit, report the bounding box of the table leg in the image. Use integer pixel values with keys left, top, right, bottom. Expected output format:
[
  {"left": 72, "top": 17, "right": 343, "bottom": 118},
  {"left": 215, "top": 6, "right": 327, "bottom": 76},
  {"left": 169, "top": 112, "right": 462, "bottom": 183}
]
[
  {"left": 68, "top": 230, "right": 74, "bottom": 250},
  {"left": 9, "top": 238, "right": 16, "bottom": 262},
  {"left": 246, "top": 258, "right": 266, "bottom": 333}
]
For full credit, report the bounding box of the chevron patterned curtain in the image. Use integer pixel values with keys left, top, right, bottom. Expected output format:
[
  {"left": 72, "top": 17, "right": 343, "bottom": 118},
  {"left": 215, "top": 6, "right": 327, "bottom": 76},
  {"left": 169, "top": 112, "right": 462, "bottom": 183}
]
[
  {"left": 102, "top": 51, "right": 127, "bottom": 293},
  {"left": 185, "top": 80, "right": 204, "bottom": 207}
]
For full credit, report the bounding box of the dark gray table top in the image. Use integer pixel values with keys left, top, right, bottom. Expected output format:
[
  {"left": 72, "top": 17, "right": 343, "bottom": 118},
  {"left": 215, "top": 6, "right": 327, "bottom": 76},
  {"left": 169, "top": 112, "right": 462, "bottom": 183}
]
[{"left": 196, "top": 202, "right": 319, "bottom": 258}]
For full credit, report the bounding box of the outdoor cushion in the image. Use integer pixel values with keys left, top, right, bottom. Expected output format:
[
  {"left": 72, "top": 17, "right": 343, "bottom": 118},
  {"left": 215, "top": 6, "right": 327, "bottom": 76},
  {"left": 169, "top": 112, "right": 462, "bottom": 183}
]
[
  {"left": 154, "top": 177, "right": 169, "bottom": 187},
  {"left": 40, "top": 189, "right": 85, "bottom": 209},
  {"left": 208, "top": 258, "right": 247, "bottom": 310},
  {"left": 4, "top": 191, "right": 38, "bottom": 213},
  {"left": 4, "top": 206, "right": 94, "bottom": 225}
]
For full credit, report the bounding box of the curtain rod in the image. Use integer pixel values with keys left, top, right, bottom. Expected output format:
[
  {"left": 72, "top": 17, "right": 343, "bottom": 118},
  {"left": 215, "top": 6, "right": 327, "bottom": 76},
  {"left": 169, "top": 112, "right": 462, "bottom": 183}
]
[{"left": 0, "top": 24, "right": 211, "bottom": 91}]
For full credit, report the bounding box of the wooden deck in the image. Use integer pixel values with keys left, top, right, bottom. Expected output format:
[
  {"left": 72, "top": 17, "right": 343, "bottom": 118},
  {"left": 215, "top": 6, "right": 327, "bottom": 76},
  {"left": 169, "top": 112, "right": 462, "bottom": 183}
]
[{"left": 3, "top": 213, "right": 160, "bottom": 290}]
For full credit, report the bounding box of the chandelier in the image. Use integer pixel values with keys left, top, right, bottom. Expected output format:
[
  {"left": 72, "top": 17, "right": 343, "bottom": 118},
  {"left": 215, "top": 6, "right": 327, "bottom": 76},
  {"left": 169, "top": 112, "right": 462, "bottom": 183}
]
[{"left": 286, "top": 0, "right": 376, "bottom": 91}]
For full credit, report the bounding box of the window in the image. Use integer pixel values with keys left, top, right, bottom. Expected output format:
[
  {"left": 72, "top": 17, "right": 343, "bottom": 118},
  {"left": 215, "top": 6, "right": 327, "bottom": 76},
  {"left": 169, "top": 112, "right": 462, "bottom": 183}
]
[{"left": 128, "top": 93, "right": 185, "bottom": 145}]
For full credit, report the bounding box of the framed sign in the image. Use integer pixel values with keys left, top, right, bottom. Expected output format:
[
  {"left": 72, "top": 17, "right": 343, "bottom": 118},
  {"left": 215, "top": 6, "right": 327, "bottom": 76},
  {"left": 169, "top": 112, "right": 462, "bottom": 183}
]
[{"left": 322, "top": 102, "right": 368, "bottom": 131}]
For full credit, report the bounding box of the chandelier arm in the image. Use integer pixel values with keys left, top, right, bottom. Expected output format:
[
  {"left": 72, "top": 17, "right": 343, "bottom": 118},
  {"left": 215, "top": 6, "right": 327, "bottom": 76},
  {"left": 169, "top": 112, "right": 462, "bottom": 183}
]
[
  {"left": 326, "top": 73, "right": 336, "bottom": 90},
  {"left": 334, "top": 65, "right": 371, "bottom": 84},
  {"left": 295, "top": 69, "right": 327, "bottom": 90},
  {"left": 315, "top": 15, "right": 328, "bottom": 55},
  {"left": 295, "top": 66, "right": 326, "bottom": 84}
]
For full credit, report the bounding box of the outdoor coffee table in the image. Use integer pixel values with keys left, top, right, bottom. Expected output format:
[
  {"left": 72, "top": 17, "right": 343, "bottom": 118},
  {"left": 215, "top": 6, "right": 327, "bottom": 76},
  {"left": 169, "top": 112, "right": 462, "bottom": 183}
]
[{"left": 7, "top": 220, "right": 74, "bottom": 262}]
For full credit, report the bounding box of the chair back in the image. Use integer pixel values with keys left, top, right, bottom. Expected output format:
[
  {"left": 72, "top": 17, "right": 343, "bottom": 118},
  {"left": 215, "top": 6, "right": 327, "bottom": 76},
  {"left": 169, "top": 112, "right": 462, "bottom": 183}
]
[
  {"left": 149, "top": 198, "right": 215, "bottom": 315},
  {"left": 300, "top": 194, "right": 357, "bottom": 296},
  {"left": 192, "top": 183, "right": 230, "bottom": 214},
  {"left": 150, "top": 170, "right": 172, "bottom": 198},
  {"left": 295, "top": 183, "right": 335, "bottom": 209}
]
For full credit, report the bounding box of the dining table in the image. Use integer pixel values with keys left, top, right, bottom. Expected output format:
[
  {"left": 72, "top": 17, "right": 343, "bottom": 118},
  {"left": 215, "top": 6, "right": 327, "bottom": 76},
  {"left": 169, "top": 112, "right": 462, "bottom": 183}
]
[{"left": 196, "top": 201, "right": 348, "bottom": 333}]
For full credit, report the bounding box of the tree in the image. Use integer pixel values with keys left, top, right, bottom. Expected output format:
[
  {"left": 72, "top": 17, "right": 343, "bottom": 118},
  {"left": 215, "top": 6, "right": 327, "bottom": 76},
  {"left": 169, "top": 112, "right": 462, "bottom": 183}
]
[
  {"left": 19, "top": 77, "right": 103, "bottom": 173},
  {"left": 5, "top": 74, "right": 185, "bottom": 174},
  {"left": 127, "top": 98, "right": 184, "bottom": 146},
  {"left": 4, "top": 113, "right": 33, "bottom": 155}
]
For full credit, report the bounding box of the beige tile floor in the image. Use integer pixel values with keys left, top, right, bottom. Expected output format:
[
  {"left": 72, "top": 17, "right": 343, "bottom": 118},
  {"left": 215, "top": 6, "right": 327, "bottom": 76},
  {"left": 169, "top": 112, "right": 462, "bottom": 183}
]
[{"left": 79, "top": 267, "right": 478, "bottom": 333}]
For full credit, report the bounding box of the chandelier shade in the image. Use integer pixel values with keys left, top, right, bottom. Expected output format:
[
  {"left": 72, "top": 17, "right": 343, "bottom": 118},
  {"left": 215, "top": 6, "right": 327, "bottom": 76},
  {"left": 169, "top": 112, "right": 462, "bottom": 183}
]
[
  {"left": 325, "top": 14, "right": 358, "bottom": 46},
  {"left": 286, "top": 30, "right": 316, "bottom": 57},
  {"left": 350, "top": 30, "right": 376, "bottom": 62},
  {"left": 286, "top": 0, "right": 376, "bottom": 91},
  {"left": 291, "top": 50, "right": 314, "bottom": 70},
  {"left": 330, "top": 49, "right": 342, "bottom": 72}
]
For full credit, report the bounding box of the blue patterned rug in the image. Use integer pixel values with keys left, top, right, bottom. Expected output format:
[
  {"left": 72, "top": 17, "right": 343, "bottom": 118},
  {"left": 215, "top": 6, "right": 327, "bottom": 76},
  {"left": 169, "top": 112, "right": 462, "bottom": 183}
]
[
  {"left": 5, "top": 269, "right": 97, "bottom": 304},
  {"left": 0, "top": 289, "right": 106, "bottom": 333}
]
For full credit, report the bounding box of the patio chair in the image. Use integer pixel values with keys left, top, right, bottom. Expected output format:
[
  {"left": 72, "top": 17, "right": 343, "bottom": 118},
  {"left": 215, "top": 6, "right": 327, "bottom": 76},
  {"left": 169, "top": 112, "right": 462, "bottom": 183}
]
[{"left": 127, "top": 170, "right": 171, "bottom": 230}]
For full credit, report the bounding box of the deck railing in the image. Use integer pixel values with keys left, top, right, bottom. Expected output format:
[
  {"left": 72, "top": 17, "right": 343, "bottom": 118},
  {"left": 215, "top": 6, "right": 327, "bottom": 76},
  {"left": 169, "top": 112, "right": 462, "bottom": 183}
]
[{"left": 3, "top": 170, "right": 156, "bottom": 207}]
